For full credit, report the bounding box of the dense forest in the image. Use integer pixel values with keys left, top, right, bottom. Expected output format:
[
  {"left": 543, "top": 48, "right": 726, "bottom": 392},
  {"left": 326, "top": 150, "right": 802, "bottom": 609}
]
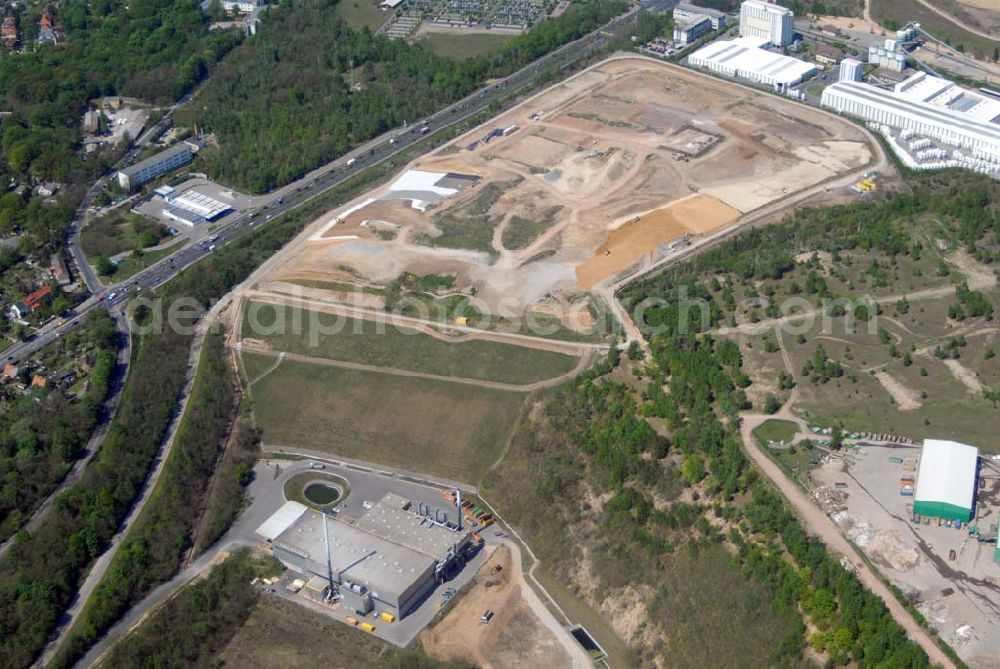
[
  {"left": 0, "top": 311, "right": 118, "bottom": 542},
  {"left": 54, "top": 331, "right": 239, "bottom": 667},
  {"left": 185, "top": 0, "right": 626, "bottom": 191},
  {"left": 0, "top": 0, "right": 240, "bottom": 268},
  {"left": 0, "top": 0, "right": 238, "bottom": 182}
]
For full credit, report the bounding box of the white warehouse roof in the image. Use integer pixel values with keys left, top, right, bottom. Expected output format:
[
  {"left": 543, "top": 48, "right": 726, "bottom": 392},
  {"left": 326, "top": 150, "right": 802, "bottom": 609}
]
[
  {"left": 822, "top": 81, "right": 1000, "bottom": 155},
  {"left": 688, "top": 36, "right": 816, "bottom": 87},
  {"left": 914, "top": 439, "right": 978, "bottom": 512},
  {"left": 167, "top": 189, "right": 231, "bottom": 220},
  {"left": 256, "top": 500, "right": 308, "bottom": 541}
]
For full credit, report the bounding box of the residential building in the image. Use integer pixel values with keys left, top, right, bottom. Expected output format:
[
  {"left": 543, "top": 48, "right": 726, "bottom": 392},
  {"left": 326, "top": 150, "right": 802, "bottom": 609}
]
[
  {"left": 31, "top": 374, "right": 46, "bottom": 389},
  {"left": 222, "top": 0, "right": 263, "bottom": 13},
  {"left": 50, "top": 255, "right": 71, "bottom": 286},
  {"left": 101, "top": 96, "right": 123, "bottom": 112},
  {"left": 814, "top": 43, "right": 844, "bottom": 66},
  {"left": 2, "top": 15, "right": 18, "bottom": 50},
  {"left": 117, "top": 141, "right": 198, "bottom": 191},
  {"left": 9, "top": 284, "right": 52, "bottom": 319},
  {"left": 34, "top": 182, "right": 59, "bottom": 198},
  {"left": 738, "top": 0, "right": 794, "bottom": 48},
  {"left": 84, "top": 110, "right": 100, "bottom": 134}
]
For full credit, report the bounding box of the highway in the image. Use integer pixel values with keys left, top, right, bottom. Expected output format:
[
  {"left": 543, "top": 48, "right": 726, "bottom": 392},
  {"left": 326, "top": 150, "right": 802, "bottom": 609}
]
[{"left": 3, "top": 6, "right": 638, "bottom": 371}]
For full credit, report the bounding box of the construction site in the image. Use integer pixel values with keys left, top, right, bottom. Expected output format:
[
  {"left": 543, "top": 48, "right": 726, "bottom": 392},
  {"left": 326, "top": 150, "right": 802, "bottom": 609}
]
[
  {"left": 251, "top": 56, "right": 874, "bottom": 335},
  {"left": 810, "top": 440, "right": 1000, "bottom": 668}
]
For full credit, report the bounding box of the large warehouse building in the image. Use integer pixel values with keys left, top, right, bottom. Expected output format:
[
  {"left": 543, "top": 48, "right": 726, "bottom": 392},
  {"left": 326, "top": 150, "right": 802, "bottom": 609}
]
[
  {"left": 688, "top": 35, "right": 816, "bottom": 89},
  {"left": 914, "top": 439, "right": 979, "bottom": 522},
  {"left": 258, "top": 494, "right": 475, "bottom": 619},
  {"left": 821, "top": 80, "right": 1000, "bottom": 156}
]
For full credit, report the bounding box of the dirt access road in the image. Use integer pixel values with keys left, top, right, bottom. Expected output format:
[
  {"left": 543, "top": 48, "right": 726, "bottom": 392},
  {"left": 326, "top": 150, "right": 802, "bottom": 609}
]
[
  {"left": 740, "top": 411, "right": 956, "bottom": 669},
  {"left": 239, "top": 341, "right": 594, "bottom": 393}
]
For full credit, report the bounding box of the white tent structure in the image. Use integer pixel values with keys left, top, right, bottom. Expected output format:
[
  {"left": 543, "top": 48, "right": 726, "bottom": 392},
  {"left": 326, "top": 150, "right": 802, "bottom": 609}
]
[{"left": 913, "top": 439, "right": 978, "bottom": 522}]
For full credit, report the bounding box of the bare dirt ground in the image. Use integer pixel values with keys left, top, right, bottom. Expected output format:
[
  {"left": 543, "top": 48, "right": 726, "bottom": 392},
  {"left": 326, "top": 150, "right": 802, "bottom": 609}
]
[
  {"left": 259, "top": 56, "right": 873, "bottom": 326},
  {"left": 811, "top": 445, "right": 1000, "bottom": 669},
  {"left": 421, "top": 545, "right": 573, "bottom": 669},
  {"left": 874, "top": 371, "right": 923, "bottom": 410}
]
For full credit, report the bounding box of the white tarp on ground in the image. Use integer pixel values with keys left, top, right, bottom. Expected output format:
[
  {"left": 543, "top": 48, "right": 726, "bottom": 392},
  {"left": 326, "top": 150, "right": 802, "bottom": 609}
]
[
  {"left": 915, "top": 439, "right": 978, "bottom": 510},
  {"left": 387, "top": 170, "right": 459, "bottom": 198},
  {"left": 256, "top": 500, "right": 308, "bottom": 541}
]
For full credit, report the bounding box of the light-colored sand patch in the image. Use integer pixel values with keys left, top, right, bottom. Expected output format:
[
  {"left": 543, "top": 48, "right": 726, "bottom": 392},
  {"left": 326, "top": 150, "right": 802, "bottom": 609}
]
[
  {"left": 575, "top": 194, "right": 739, "bottom": 289},
  {"left": 702, "top": 161, "right": 836, "bottom": 212},
  {"left": 941, "top": 359, "right": 986, "bottom": 394},
  {"left": 794, "top": 140, "right": 872, "bottom": 173},
  {"left": 874, "top": 371, "right": 922, "bottom": 410},
  {"left": 955, "top": 0, "right": 998, "bottom": 10}
]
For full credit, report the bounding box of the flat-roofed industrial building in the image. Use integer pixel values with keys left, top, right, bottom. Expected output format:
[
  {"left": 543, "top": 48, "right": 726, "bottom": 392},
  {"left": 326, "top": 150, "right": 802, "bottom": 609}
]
[
  {"left": 258, "top": 494, "right": 474, "bottom": 619},
  {"left": 914, "top": 439, "right": 979, "bottom": 522},
  {"left": 821, "top": 80, "right": 1000, "bottom": 155},
  {"left": 687, "top": 35, "right": 816, "bottom": 89}
]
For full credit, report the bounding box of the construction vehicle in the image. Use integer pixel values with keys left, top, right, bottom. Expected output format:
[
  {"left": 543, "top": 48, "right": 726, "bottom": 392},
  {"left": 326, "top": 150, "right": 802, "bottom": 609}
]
[
  {"left": 360, "top": 621, "right": 376, "bottom": 633},
  {"left": 380, "top": 611, "right": 395, "bottom": 623},
  {"left": 346, "top": 616, "right": 360, "bottom": 626}
]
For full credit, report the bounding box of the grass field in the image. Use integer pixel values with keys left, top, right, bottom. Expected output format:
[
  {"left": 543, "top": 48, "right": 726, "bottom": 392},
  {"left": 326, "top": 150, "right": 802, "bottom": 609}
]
[
  {"left": 417, "top": 31, "right": 514, "bottom": 60},
  {"left": 251, "top": 359, "right": 526, "bottom": 481},
  {"left": 332, "top": 0, "right": 387, "bottom": 32},
  {"left": 109, "top": 239, "right": 187, "bottom": 280},
  {"left": 752, "top": 419, "right": 799, "bottom": 445},
  {"left": 240, "top": 350, "right": 277, "bottom": 385},
  {"left": 80, "top": 211, "right": 170, "bottom": 260},
  {"left": 217, "top": 592, "right": 448, "bottom": 668},
  {"left": 242, "top": 302, "right": 579, "bottom": 385}
]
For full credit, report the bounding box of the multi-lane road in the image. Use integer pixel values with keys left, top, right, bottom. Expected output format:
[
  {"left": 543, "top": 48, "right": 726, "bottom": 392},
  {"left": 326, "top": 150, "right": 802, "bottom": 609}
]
[{"left": 3, "top": 6, "right": 639, "bottom": 370}]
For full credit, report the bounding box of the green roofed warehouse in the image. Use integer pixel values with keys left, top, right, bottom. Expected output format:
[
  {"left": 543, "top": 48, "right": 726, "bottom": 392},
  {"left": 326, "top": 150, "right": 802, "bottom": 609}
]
[{"left": 913, "top": 439, "right": 979, "bottom": 522}]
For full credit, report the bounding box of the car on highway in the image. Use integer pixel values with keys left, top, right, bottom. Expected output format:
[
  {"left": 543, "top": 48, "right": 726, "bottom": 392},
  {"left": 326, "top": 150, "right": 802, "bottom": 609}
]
[{"left": 309, "top": 462, "right": 325, "bottom": 470}]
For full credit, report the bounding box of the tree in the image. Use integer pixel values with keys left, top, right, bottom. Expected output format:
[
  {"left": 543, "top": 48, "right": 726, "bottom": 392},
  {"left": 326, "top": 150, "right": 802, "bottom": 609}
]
[
  {"left": 763, "top": 393, "right": 781, "bottom": 414},
  {"left": 96, "top": 254, "right": 116, "bottom": 276}
]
